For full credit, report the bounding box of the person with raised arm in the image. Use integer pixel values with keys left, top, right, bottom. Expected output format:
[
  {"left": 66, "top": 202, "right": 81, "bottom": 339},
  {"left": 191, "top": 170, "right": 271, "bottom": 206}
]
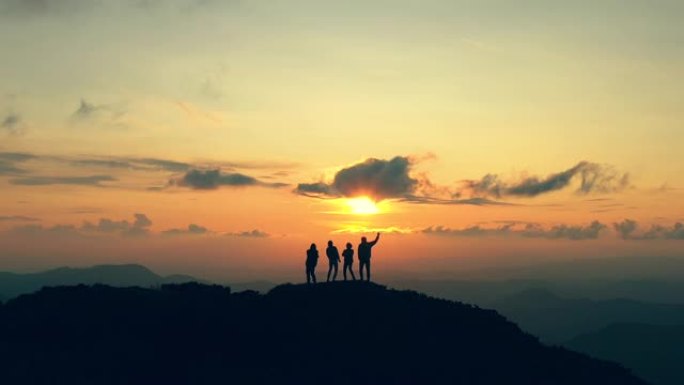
[{"left": 358, "top": 232, "right": 380, "bottom": 282}]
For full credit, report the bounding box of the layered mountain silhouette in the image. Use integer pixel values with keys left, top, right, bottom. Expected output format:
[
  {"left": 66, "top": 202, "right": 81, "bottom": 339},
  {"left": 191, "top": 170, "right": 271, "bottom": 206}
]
[
  {"left": 567, "top": 323, "right": 684, "bottom": 385},
  {"left": 0, "top": 264, "right": 197, "bottom": 300},
  {"left": 492, "top": 288, "right": 684, "bottom": 343},
  {"left": 0, "top": 282, "right": 646, "bottom": 385}
]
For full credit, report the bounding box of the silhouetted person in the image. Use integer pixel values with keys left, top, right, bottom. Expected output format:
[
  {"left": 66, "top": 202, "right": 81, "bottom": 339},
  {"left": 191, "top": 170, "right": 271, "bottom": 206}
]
[
  {"left": 358, "top": 233, "right": 380, "bottom": 281},
  {"left": 305, "top": 243, "right": 318, "bottom": 284},
  {"left": 342, "top": 242, "right": 356, "bottom": 281},
  {"left": 326, "top": 240, "right": 341, "bottom": 282}
]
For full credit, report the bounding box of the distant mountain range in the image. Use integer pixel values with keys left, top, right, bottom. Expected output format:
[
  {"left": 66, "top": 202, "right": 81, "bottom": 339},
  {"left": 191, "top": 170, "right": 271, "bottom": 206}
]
[
  {"left": 492, "top": 288, "right": 684, "bottom": 343},
  {"left": 0, "top": 264, "right": 198, "bottom": 300},
  {"left": 390, "top": 277, "right": 684, "bottom": 385},
  {"left": 0, "top": 282, "right": 647, "bottom": 385},
  {"left": 567, "top": 323, "right": 684, "bottom": 385}
]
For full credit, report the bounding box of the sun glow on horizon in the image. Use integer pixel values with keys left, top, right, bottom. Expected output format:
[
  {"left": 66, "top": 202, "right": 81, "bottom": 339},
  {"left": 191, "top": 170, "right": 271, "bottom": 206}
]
[{"left": 346, "top": 197, "right": 382, "bottom": 215}]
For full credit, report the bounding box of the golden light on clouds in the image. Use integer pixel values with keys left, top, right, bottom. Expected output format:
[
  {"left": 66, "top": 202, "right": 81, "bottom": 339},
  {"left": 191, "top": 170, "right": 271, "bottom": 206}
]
[
  {"left": 344, "top": 197, "right": 391, "bottom": 215},
  {"left": 332, "top": 224, "right": 413, "bottom": 234}
]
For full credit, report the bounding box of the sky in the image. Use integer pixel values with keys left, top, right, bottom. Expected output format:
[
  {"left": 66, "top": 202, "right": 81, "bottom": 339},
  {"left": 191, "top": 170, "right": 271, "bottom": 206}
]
[{"left": 1, "top": 0, "right": 683, "bottom": 281}]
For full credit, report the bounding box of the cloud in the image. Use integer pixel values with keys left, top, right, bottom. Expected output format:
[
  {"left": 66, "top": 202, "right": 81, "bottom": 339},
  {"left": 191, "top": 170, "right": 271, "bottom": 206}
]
[
  {"left": 0, "top": 152, "right": 37, "bottom": 162},
  {"left": 81, "top": 213, "right": 152, "bottom": 236},
  {"left": 460, "top": 161, "right": 630, "bottom": 198},
  {"left": 423, "top": 224, "right": 514, "bottom": 237},
  {"left": 423, "top": 220, "right": 607, "bottom": 240},
  {"left": 9, "top": 175, "right": 116, "bottom": 187},
  {"left": 296, "top": 156, "right": 628, "bottom": 206},
  {"left": 1, "top": 0, "right": 228, "bottom": 17},
  {"left": 296, "top": 156, "right": 416, "bottom": 200},
  {"left": 70, "top": 99, "right": 126, "bottom": 125},
  {"left": 521, "top": 221, "right": 607, "bottom": 240},
  {"left": 0, "top": 215, "right": 39, "bottom": 222},
  {"left": 400, "top": 196, "right": 516, "bottom": 206},
  {"left": 162, "top": 223, "right": 210, "bottom": 236},
  {"left": 135, "top": 158, "right": 191, "bottom": 172},
  {"left": 0, "top": 150, "right": 293, "bottom": 191},
  {"left": 69, "top": 157, "right": 191, "bottom": 172},
  {"left": 172, "top": 169, "right": 286, "bottom": 190},
  {"left": 10, "top": 224, "right": 79, "bottom": 236},
  {"left": 1, "top": 113, "right": 21, "bottom": 133},
  {"left": 73, "top": 99, "right": 103, "bottom": 118},
  {"left": 296, "top": 182, "right": 335, "bottom": 198},
  {"left": 0, "top": 152, "right": 35, "bottom": 175},
  {"left": 332, "top": 226, "right": 413, "bottom": 234},
  {"left": 331, "top": 156, "right": 418, "bottom": 200},
  {"left": 0, "top": 160, "right": 26, "bottom": 175},
  {"left": 225, "top": 229, "right": 270, "bottom": 238},
  {"left": 0, "top": 0, "right": 91, "bottom": 16},
  {"left": 7, "top": 214, "right": 152, "bottom": 237},
  {"left": 613, "top": 219, "right": 639, "bottom": 240},
  {"left": 7, "top": 151, "right": 288, "bottom": 174},
  {"left": 613, "top": 219, "right": 684, "bottom": 240}
]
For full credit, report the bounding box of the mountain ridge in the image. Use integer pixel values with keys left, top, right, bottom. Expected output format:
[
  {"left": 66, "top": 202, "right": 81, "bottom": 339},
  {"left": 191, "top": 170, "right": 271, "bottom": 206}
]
[
  {"left": 0, "top": 264, "right": 198, "bottom": 300},
  {"left": 0, "top": 281, "right": 647, "bottom": 385}
]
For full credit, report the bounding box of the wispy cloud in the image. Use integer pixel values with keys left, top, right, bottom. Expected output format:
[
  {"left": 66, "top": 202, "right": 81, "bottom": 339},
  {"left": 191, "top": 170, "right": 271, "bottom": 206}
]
[
  {"left": 81, "top": 213, "right": 153, "bottom": 237},
  {"left": 458, "top": 162, "right": 630, "bottom": 199},
  {"left": 332, "top": 226, "right": 413, "bottom": 235},
  {"left": 172, "top": 169, "right": 287, "bottom": 190},
  {"left": 0, "top": 215, "right": 39, "bottom": 222},
  {"left": 70, "top": 98, "right": 126, "bottom": 126},
  {"left": 613, "top": 219, "right": 684, "bottom": 240},
  {"left": 423, "top": 220, "right": 608, "bottom": 241},
  {"left": 1, "top": 113, "right": 22, "bottom": 134},
  {"left": 0, "top": 152, "right": 35, "bottom": 175},
  {"left": 69, "top": 157, "right": 191, "bottom": 172},
  {"left": 9, "top": 175, "right": 117, "bottom": 187},
  {"left": 296, "top": 156, "right": 627, "bottom": 206},
  {"left": 224, "top": 229, "right": 270, "bottom": 238},
  {"left": 162, "top": 223, "right": 210, "bottom": 236},
  {"left": 0, "top": 150, "right": 294, "bottom": 191}
]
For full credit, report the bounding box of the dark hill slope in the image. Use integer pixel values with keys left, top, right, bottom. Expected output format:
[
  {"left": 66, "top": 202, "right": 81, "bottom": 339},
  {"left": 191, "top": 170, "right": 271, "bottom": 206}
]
[{"left": 0, "top": 282, "right": 646, "bottom": 385}]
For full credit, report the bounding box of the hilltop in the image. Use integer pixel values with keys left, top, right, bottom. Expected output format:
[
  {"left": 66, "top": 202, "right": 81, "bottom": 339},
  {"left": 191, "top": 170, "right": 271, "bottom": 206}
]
[{"left": 0, "top": 282, "right": 646, "bottom": 385}]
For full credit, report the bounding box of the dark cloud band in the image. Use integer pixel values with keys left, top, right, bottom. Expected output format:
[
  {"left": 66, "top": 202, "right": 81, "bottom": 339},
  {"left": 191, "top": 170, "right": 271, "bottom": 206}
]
[
  {"left": 173, "top": 169, "right": 286, "bottom": 190},
  {"left": 460, "top": 161, "right": 630, "bottom": 198},
  {"left": 423, "top": 221, "right": 607, "bottom": 241}
]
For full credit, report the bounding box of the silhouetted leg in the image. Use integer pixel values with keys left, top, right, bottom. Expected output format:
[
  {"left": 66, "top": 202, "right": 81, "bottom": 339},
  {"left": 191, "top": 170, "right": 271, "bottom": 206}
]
[
  {"left": 332, "top": 264, "right": 338, "bottom": 281},
  {"left": 307, "top": 265, "right": 316, "bottom": 284},
  {"left": 343, "top": 265, "right": 348, "bottom": 281},
  {"left": 350, "top": 264, "right": 356, "bottom": 281},
  {"left": 327, "top": 264, "right": 333, "bottom": 282},
  {"left": 360, "top": 261, "right": 369, "bottom": 281}
]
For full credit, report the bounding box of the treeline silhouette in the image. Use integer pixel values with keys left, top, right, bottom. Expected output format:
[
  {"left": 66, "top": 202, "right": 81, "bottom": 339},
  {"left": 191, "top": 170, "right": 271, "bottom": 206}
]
[{"left": 0, "top": 282, "right": 646, "bottom": 385}]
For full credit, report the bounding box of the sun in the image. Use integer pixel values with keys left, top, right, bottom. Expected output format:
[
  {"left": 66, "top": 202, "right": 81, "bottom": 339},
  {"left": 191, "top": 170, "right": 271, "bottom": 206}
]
[{"left": 346, "top": 197, "right": 380, "bottom": 215}]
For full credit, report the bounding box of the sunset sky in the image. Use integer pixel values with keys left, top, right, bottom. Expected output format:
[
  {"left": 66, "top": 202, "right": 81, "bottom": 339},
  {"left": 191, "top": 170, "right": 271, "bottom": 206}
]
[{"left": 1, "top": 0, "right": 683, "bottom": 281}]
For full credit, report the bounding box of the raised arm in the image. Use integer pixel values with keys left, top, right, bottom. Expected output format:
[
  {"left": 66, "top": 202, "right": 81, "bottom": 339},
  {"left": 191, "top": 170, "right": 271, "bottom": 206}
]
[{"left": 369, "top": 232, "right": 380, "bottom": 246}]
